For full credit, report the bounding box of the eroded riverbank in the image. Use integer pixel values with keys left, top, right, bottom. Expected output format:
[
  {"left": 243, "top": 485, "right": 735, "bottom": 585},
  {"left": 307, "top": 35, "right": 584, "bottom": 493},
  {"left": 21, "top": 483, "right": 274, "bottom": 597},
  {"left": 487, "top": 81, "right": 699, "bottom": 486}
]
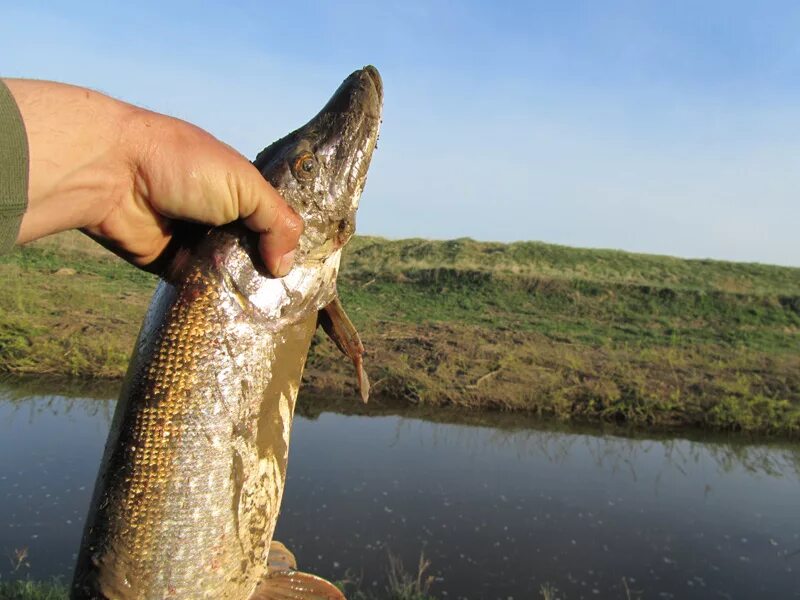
[{"left": 1, "top": 232, "right": 799, "bottom": 435}]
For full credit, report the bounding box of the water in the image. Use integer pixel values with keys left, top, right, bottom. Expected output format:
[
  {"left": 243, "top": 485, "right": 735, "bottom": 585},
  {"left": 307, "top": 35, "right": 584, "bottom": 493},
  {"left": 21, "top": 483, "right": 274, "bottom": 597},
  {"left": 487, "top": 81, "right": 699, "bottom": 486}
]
[{"left": 0, "top": 382, "right": 798, "bottom": 599}]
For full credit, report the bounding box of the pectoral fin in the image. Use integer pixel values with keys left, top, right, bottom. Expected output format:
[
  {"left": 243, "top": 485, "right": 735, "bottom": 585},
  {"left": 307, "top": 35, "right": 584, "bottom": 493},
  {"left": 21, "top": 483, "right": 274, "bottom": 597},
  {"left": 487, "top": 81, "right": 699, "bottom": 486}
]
[
  {"left": 319, "top": 296, "right": 370, "bottom": 402},
  {"left": 250, "top": 571, "right": 346, "bottom": 600},
  {"left": 268, "top": 540, "right": 297, "bottom": 573}
]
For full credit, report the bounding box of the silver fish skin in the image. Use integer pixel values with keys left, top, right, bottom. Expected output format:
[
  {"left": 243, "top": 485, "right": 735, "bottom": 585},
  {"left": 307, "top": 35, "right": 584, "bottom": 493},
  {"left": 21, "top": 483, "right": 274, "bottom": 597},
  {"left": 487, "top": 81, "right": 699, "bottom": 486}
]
[{"left": 71, "top": 66, "right": 383, "bottom": 600}]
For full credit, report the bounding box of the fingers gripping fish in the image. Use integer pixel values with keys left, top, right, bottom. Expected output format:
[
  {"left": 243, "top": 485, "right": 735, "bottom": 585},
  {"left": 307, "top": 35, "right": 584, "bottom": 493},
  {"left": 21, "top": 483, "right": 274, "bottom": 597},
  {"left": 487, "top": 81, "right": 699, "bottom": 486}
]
[{"left": 71, "top": 66, "right": 383, "bottom": 599}]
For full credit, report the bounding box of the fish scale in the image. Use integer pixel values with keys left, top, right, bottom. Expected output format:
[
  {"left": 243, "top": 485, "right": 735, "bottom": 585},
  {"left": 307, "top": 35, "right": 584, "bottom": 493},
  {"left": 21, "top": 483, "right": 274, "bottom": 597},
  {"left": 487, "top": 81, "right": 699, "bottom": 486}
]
[{"left": 112, "top": 276, "right": 245, "bottom": 594}]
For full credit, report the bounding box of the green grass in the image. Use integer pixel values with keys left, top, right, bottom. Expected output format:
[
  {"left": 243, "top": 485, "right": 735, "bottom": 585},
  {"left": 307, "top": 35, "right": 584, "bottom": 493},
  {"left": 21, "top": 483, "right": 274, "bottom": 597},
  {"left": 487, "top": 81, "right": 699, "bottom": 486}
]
[
  {"left": 344, "top": 236, "right": 800, "bottom": 295},
  {"left": 0, "top": 581, "right": 67, "bottom": 600},
  {"left": 337, "top": 553, "right": 437, "bottom": 600},
  {"left": 1, "top": 231, "right": 799, "bottom": 435}
]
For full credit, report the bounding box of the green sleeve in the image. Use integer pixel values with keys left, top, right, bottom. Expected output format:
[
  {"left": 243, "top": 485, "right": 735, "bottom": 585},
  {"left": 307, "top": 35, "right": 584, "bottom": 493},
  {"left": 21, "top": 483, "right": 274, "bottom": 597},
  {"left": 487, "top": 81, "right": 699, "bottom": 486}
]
[{"left": 0, "top": 79, "right": 29, "bottom": 254}]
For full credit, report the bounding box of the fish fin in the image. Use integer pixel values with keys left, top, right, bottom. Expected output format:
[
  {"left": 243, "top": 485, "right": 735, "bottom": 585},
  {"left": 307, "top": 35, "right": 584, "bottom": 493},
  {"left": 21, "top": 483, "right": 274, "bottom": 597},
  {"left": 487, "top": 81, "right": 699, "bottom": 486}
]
[
  {"left": 250, "top": 570, "right": 346, "bottom": 600},
  {"left": 268, "top": 540, "right": 297, "bottom": 573},
  {"left": 318, "top": 296, "right": 370, "bottom": 403}
]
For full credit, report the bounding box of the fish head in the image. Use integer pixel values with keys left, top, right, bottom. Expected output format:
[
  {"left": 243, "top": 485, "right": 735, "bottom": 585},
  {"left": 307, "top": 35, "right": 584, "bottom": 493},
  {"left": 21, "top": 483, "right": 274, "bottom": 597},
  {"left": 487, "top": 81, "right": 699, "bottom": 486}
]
[
  {"left": 192, "top": 66, "right": 382, "bottom": 324},
  {"left": 254, "top": 65, "right": 383, "bottom": 260}
]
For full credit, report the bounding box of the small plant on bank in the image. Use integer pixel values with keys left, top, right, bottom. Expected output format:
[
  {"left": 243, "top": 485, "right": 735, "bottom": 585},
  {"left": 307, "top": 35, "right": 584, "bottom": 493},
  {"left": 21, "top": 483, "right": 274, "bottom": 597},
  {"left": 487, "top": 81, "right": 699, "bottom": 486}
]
[
  {"left": 336, "top": 551, "right": 438, "bottom": 600},
  {"left": 385, "top": 552, "right": 435, "bottom": 600}
]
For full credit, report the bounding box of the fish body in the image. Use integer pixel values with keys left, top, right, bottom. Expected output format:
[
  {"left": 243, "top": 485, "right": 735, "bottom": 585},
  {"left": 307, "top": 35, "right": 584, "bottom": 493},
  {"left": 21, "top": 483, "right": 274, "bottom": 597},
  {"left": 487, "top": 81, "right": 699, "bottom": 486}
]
[{"left": 71, "top": 66, "right": 382, "bottom": 599}]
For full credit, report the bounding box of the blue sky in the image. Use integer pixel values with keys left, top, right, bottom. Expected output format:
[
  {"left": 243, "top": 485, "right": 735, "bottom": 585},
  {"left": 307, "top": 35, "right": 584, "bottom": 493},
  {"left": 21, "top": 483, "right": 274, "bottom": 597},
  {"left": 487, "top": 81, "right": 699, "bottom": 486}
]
[{"left": 2, "top": 1, "right": 798, "bottom": 265}]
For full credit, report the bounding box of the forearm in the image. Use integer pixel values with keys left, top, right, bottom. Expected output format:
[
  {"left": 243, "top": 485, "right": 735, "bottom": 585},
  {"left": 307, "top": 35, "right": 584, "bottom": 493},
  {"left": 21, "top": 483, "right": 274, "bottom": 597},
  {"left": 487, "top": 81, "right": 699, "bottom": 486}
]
[{"left": 3, "top": 78, "right": 137, "bottom": 243}]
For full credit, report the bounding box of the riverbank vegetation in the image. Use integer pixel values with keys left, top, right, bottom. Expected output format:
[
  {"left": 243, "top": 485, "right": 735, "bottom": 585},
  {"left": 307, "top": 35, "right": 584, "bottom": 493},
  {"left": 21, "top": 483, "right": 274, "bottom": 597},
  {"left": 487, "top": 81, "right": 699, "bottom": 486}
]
[
  {"left": 1, "top": 231, "right": 798, "bottom": 435},
  {"left": 0, "top": 553, "right": 437, "bottom": 600},
  {"left": 0, "top": 580, "right": 65, "bottom": 600}
]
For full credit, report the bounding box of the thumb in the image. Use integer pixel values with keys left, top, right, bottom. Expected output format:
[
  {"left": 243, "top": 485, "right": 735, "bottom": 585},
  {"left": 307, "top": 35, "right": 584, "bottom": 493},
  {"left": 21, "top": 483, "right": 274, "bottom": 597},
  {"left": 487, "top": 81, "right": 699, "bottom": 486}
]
[{"left": 235, "top": 163, "right": 304, "bottom": 277}]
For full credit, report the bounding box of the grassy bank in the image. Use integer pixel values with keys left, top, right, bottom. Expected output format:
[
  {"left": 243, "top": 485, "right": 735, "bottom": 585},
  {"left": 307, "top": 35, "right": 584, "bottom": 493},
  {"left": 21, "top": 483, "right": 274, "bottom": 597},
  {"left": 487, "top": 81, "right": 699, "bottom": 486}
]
[{"left": 1, "top": 231, "right": 798, "bottom": 435}]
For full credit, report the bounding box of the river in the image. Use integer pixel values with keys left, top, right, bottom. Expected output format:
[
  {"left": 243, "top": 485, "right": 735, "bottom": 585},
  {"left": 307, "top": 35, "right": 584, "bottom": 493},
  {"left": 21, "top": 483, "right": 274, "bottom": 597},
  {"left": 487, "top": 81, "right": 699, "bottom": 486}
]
[{"left": 0, "top": 381, "right": 798, "bottom": 599}]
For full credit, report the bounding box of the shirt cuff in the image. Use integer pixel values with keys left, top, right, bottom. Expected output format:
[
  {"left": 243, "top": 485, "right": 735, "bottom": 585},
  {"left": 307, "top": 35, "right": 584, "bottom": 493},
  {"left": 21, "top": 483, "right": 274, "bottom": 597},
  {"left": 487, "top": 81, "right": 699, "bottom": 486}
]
[{"left": 0, "top": 79, "right": 29, "bottom": 254}]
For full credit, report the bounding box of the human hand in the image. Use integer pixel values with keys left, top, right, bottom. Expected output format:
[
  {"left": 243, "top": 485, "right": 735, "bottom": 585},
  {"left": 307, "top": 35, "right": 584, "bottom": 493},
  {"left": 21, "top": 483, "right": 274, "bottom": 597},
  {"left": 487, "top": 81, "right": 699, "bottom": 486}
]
[{"left": 5, "top": 79, "right": 302, "bottom": 277}]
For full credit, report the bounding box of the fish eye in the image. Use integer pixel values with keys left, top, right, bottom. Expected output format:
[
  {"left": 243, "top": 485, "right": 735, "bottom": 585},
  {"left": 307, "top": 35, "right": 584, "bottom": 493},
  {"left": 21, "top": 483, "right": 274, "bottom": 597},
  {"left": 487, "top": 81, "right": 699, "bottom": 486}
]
[{"left": 292, "top": 152, "right": 317, "bottom": 180}]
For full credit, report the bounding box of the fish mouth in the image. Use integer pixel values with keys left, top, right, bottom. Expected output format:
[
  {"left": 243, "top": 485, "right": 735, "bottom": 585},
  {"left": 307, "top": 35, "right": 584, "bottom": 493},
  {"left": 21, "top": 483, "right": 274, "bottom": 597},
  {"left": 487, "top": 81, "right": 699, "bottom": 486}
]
[
  {"left": 251, "top": 65, "right": 383, "bottom": 264},
  {"left": 316, "top": 65, "right": 383, "bottom": 122},
  {"left": 312, "top": 66, "right": 383, "bottom": 250},
  {"left": 362, "top": 65, "right": 383, "bottom": 111}
]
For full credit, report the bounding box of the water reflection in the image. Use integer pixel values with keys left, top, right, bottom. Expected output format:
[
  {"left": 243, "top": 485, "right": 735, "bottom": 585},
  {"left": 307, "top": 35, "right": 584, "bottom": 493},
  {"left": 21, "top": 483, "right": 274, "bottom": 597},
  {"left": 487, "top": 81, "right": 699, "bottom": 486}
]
[
  {"left": 1, "top": 394, "right": 114, "bottom": 425},
  {"left": 390, "top": 417, "right": 800, "bottom": 479},
  {"left": 0, "top": 386, "right": 114, "bottom": 582},
  {"left": 276, "top": 411, "right": 800, "bottom": 598},
  {"left": 0, "top": 382, "right": 798, "bottom": 599}
]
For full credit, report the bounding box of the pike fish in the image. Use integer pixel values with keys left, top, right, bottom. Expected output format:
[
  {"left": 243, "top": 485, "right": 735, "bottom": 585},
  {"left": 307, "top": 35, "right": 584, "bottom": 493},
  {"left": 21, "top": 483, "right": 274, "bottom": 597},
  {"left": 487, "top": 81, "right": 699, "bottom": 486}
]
[{"left": 71, "top": 66, "right": 383, "bottom": 599}]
